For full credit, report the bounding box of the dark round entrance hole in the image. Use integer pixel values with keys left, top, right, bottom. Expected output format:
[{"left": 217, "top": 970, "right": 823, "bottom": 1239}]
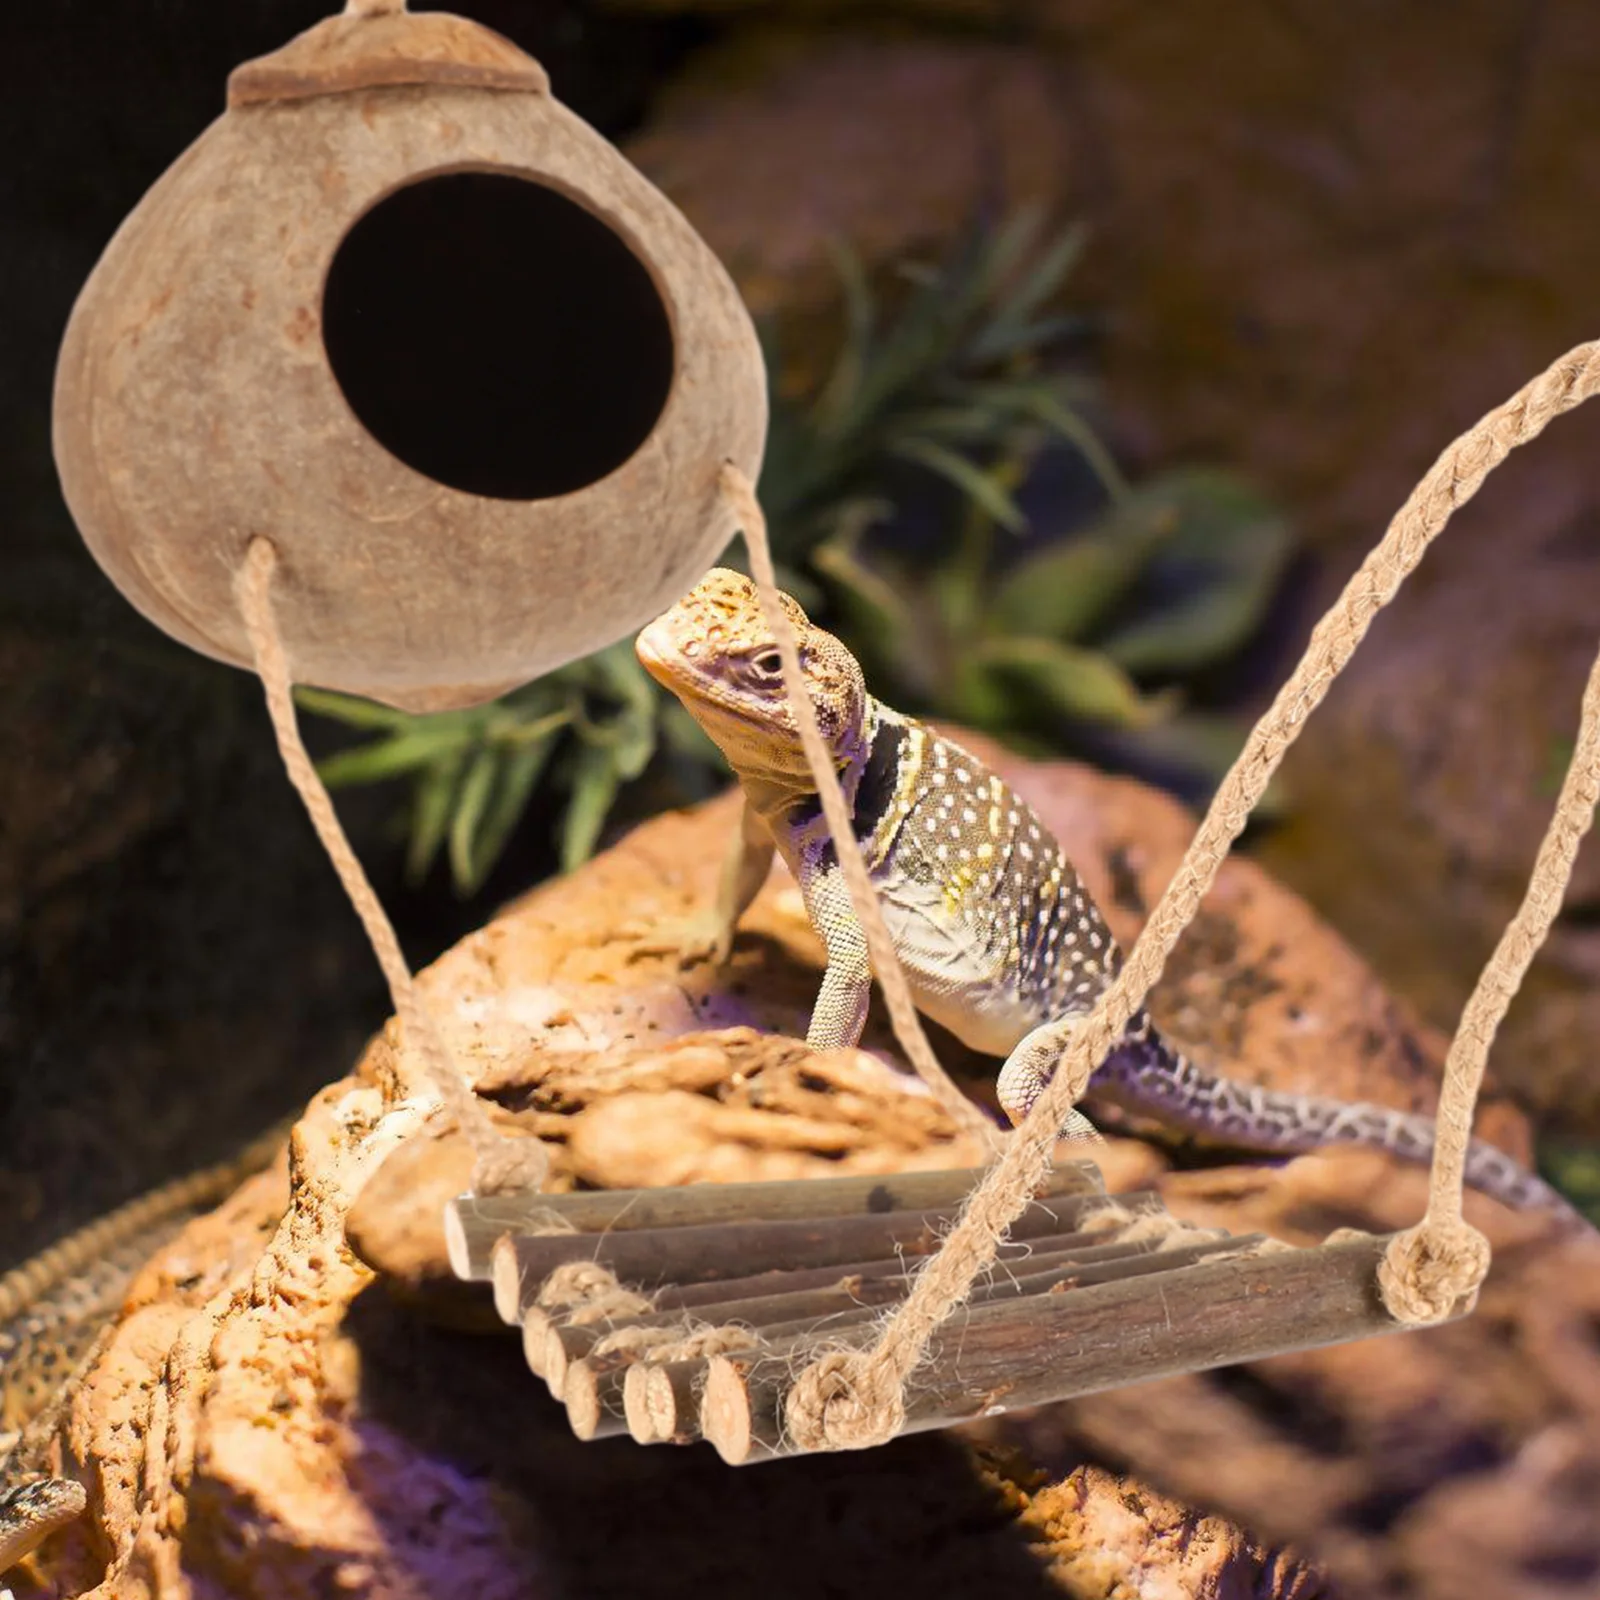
[{"left": 323, "top": 172, "right": 675, "bottom": 501}]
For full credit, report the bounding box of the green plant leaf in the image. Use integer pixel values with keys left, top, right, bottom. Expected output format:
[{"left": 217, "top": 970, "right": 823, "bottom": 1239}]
[
  {"left": 809, "top": 516, "right": 913, "bottom": 664},
  {"left": 970, "top": 222, "right": 1088, "bottom": 364},
  {"left": 990, "top": 490, "right": 1181, "bottom": 643},
  {"left": 315, "top": 723, "right": 469, "bottom": 788},
  {"left": 1540, "top": 1140, "right": 1600, "bottom": 1226},
  {"left": 1110, "top": 712, "right": 1292, "bottom": 818},
  {"left": 964, "top": 637, "right": 1174, "bottom": 728},
  {"left": 459, "top": 734, "right": 560, "bottom": 893},
  {"left": 561, "top": 743, "right": 622, "bottom": 873},
  {"left": 889, "top": 436, "right": 1027, "bottom": 531},
  {"left": 968, "top": 381, "right": 1127, "bottom": 499},
  {"left": 586, "top": 644, "right": 659, "bottom": 780},
  {"left": 1099, "top": 470, "right": 1294, "bottom": 674},
  {"left": 890, "top": 405, "right": 1025, "bottom": 445},
  {"left": 658, "top": 699, "right": 722, "bottom": 766},
  {"left": 447, "top": 745, "right": 499, "bottom": 891},
  {"left": 406, "top": 750, "right": 466, "bottom": 883},
  {"left": 968, "top": 205, "right": 1049, "bottom": 306},
  {"left": 606, "top": 706, "right": 658, "bottom": 783},
  {"left": 811, "top": 239, "right": 874, "bottom": 434},
  {"left": 293, "top": 686, "right": 412, "bottom": 731},
  {"left": 964, "top": 313, "right": 1085, "bottom": 365}
]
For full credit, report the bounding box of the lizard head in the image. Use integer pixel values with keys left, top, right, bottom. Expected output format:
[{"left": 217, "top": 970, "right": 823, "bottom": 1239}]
[{"left": 636, "top": 568, "right": 870, "bottom": 803}]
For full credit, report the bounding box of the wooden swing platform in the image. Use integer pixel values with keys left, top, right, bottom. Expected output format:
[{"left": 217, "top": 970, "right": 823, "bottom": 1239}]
[{"left": 444, "top": 1161, "right": 1446, "bottom": 1464}]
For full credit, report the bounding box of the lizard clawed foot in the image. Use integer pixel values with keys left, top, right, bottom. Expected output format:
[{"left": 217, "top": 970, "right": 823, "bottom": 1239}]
[
  {"left": 997, "top": 1022, "right": 1102, "bottom": 1144},
  {"left": 618, "top": 912, "right": 739, "bottom": 968}
]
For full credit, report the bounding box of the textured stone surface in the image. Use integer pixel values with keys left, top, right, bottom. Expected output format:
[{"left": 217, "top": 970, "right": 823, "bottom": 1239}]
[
  {"left": 1250, "top": 464, "right": 1600, "bottom": 1129},
  {"left": 1020, "top": 1464, "right": 1334, "bottom": 1600},
  {"left": 626, "top": 28, "right": 1079, "bottom": 321},
  {"left": 23, "top": 751, "right": 1598, "bottom": 1599}
]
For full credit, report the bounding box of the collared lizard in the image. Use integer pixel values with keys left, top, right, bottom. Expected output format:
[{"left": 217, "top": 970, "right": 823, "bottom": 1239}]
[{"left": 638, "top": 567, "right": 1584, "bottom": 1226}]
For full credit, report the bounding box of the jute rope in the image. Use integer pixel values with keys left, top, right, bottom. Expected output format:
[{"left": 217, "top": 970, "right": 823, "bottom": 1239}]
[
  {"left": 235, "top": 537, "right": 547, "bottom": 1197},
  {"left": 1380, "top": 635, "right": 1600, "bottom": 1319},
  {"left": 594, "top": 1322, "right": 755, "bottom": 1362},
  {"left": 768, "top": 339, "right": 1600, "bottom": 1451},
  {"left": 537, "top": 1260, "right": 653, "bottom": 1320},
  {"left": 720, "top": 464, "right": 1002, "bottom": 1152}
]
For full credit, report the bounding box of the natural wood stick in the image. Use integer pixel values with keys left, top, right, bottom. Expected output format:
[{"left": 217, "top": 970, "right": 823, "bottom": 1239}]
[
  {"left": 623, "top": 1357, "right": 705, "bottom": 1445},
  {"left": 521, "top": 1251, "right": 946, "bottom": 1375},
  {"left": 540, "top": 1222, "right": 1205, "bottom": 1387},
  {"left": 445, "top": 1160, "right": 1105, "bottom": 1279},
  {"left": 520, "top": 1311, "right": 548, "bottom": 1382},
  {"left": 615, "top": 1230, "right": 1250, "bottom": 1449},
  {"left": 702, "top": 1233, "right": 1432, "bottom": 1464},
  {"left": 523, "top": 1249, "right": 957, "bottom": 1362},
  {"left": 525, "top": 1213, "right": 1172, "bottom": 1365},
  {"left": 493, "top": 1191, "right": 1150, "bottom": 1320},
  {"left": 563, "top": 1351, "right": 643, "bottom": 1442}
]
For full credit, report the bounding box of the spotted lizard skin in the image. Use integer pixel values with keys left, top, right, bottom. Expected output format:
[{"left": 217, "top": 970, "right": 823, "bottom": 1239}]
[{"left": 638, "top": 568, "right": 1584, "bottom": 1227}]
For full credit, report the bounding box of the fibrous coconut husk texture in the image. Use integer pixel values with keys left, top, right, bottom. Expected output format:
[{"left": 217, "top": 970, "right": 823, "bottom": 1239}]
[{"left": 20, "top": 740, "right": 1600, "bottom": 1600}]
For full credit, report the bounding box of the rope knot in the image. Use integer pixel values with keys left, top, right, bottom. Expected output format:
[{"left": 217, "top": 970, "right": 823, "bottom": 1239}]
[
  {"left": 784, "top": 1351, "right": 905, "bottom": 1453},
  {"left": 1378, "top": 1216, "right": 1491, "bottom": 1325}
]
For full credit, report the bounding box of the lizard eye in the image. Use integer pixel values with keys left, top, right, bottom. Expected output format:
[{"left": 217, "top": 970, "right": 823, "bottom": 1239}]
[{"left": 752, "top": 648, "right": 782, "bottom": 678}]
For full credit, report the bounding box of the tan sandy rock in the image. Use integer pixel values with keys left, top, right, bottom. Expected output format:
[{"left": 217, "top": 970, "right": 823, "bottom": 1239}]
[
  {"left": 23, "top": 760, "right": 1597, "bottom": 1600},
  {"left": 1019, "top": 1464, "right": 1330, "bottom": 1600},
  {"left": 625, "top": 28, "right": 1078, "bottom": 321}
]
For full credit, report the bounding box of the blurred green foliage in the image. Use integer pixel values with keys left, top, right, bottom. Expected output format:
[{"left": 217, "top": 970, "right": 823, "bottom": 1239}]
[
  {"left": 1540, "top": 1140, "right": 1600, "bottom": 1226},
  {"left": 301, "top": 211, "right": 1295, "bottom": 894}
]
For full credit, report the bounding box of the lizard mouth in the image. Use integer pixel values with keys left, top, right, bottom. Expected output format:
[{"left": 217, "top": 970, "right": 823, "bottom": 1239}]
[{"left": 634, "top": 618, "right": 687, "bottom": 685}]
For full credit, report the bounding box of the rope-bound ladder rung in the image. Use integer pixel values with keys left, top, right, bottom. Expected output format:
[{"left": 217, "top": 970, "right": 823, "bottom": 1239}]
[{"left": 445, "top": 1162, "right": 1459, "bottom": 1464}]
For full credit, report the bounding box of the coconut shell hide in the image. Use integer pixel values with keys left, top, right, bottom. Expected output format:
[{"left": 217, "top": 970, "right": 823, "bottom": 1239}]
[{"left": 52, "top": 3, "right": 767, "bottom": 711}]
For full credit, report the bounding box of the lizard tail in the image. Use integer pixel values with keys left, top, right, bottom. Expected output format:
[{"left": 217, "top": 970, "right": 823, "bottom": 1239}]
[{"left": 1087, "top": 1022, "right": 1587, "bottom": 1228}]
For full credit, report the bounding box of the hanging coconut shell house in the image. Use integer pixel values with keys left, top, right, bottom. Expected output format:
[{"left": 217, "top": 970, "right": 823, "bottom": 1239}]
[{"left": 53, "top": 0, "right": 766, "bottom": 712}]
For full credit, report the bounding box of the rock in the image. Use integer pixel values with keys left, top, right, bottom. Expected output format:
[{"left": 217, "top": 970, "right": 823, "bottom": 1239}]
[
  {"left": 1254, "top": 478, "right": 1600, "bottom": 1129},
  {"left": 625, "top": 29, "right": 1078, "bottom": 320},
  {"left": 25, "top": 759, "right": 1598, "bottom": 1599},
  {"left": 344, "top": 1115, "right": 502, "bottom": 1331},
  {"left": 1020, "top": 1464, "right": 1333, "bottom": 1600}
]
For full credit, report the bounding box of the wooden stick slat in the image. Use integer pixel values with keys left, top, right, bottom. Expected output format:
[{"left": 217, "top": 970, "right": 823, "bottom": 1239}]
[
  {"left": 624, "top": 1356, "right": 706, "bottom": 1445},
  {"left": 494, "top": 1190, "right": 1153, "bottom": 1322},
  {"left": 563, "top": 1350, "right": 647, "bottom": 1442},
  {"left": 521, "top": 1234, "right": 1132, "bottom": 1370},
  {"left": 608, "top": 1230, "right": 1255, "bottom": 1448},
  {"left": 538, "top": 1223, "right": 1210, "bottom": 1392},
  {"left": 702, "top": 1234, "right": 1430, "bottom": 1464},
  {"left": 521, "top": 1251, "right": 961, "bottom": 1378},
  {"left": 446, "top": 1160, "right": 1105, "bottom": 1279}
]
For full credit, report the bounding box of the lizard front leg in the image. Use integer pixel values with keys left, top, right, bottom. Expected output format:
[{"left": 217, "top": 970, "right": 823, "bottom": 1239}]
[
  {"left": 628, "top": 800, "right": 774, "bottom": 965},
  {"left": 800, "top": 864, "right": 874, "bottom": 1051},
  {"left": 705, "top": 800, "right": 776, "bottom": 964}
]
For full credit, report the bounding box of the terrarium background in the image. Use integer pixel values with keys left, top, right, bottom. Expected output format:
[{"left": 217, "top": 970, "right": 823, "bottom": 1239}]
[{"left": 6, "top": 0, "right": 1600, "bottom": 1265}]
